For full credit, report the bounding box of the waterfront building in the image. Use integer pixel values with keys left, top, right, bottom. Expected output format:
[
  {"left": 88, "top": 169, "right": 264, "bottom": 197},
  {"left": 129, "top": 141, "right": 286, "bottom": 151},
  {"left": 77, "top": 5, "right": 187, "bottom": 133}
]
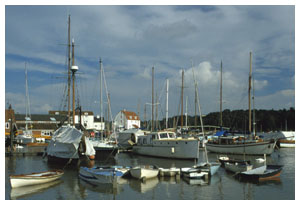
[{"left": 114, "top": 110, "right": 140, "bottom": 131}]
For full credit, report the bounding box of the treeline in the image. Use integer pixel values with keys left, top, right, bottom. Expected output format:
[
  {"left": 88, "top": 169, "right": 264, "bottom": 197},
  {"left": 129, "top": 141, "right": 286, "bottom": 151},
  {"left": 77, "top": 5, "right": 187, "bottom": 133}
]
[{"left": 141, "top": 107, "right": 295, "bottom": 132}]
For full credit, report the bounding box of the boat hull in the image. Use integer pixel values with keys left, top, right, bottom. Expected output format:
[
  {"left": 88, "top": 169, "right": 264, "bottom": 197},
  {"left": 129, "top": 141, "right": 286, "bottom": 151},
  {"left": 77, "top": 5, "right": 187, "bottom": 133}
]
[
  {"left": 10, "top": 170, "right": 64, "bottom": 188},
  {"left": 206, "top": 141, "right": 276, "bottom": 155},
  {"left": 132, "top": 139, "right": 199, "bottom": 159},
  {"left": 279, "top": 139, "right": 295, "bottom": 148},
  {"left": 224, "top": 162, "right": 253, "bottom": 173},
  {"left": 79, "top": 166, "right": 128, "bottom": 184},
  {"left": 130, "top": 166, "right": 159, "bottom": 180},
  {"left": 159, "top": 168, "right": 181, "bottom": 177},
  {"left": 238, "top": 165, "right": 283, "bottom": 181}
]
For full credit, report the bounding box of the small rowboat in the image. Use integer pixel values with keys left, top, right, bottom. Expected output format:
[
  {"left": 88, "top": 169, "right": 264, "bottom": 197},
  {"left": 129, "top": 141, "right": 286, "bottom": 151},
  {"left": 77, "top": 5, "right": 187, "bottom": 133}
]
[
  {"left": 237, "top": 165, "right": 283, "bottom": 181},
  {"left": 130, "top": 165, "right": 159, "bottom": 180},
  {"left": 10, "top": 170, "right": 64, "bottom": 188}
]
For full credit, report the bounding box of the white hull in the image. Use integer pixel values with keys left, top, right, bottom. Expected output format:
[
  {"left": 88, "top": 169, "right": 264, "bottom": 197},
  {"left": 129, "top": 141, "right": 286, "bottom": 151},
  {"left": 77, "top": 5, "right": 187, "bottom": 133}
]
[
  {"left": 10, "top": 170, "right": 64, "bottom": 188},
  {"left": 133, "top": 139, "right": 199, "bottom": 159},
  {"left": 279, "top": 143, "right": 295, "bottom": 148},
  {"left": 159, "top": 168, "right": 181, "bottom": 177},
  {"left": 130, "top": 166, "right": 159, "bottom": 180},
  {"left": 206, "top": 141, "right": 276, "bottom": 155}
]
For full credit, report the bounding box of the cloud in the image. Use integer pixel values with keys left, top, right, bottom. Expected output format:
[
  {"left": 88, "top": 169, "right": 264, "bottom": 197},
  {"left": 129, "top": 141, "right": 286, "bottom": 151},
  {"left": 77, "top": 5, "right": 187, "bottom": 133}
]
[{"left": 5, "top": 5, "right": 295, "bottom": 116}]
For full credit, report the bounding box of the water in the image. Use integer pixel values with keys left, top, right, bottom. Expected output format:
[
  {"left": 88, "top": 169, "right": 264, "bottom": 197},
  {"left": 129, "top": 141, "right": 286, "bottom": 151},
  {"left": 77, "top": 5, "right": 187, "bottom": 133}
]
[{"left": 5, "top": 148, "right": 295, "bottom": 200}]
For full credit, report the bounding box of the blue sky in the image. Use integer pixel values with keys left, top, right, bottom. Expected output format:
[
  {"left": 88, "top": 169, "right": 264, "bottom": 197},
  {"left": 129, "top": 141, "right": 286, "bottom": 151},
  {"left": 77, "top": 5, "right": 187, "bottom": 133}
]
[{"left": 4, "top": 4, "right": 295, "bottom": 120}]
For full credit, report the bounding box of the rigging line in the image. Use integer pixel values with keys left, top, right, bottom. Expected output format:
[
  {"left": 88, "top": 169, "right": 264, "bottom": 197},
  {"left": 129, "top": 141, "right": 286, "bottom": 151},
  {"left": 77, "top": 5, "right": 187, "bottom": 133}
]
[{"left": 102, "top": 64, "right": 115, "bottom": 135}]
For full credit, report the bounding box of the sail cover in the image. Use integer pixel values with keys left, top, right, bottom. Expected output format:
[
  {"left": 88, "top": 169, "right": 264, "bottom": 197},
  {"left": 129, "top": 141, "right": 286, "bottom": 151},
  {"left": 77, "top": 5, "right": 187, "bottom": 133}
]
[{"left": 47, "top": 125, "right": 95, "bottom": 159}]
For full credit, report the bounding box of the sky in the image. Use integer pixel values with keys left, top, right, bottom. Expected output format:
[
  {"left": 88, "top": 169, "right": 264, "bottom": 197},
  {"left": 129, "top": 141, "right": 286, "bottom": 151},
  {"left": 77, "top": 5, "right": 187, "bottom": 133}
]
[{"left": 3, "top": 3, "right": 296, "bottom": 121}]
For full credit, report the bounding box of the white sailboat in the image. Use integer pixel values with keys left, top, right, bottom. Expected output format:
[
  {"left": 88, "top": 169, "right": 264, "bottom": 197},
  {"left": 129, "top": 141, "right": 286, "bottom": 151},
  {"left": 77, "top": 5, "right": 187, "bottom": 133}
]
[
  {"left": 91, "top": 58, "right": 118, "bottom": 158},
  {"left": 16, "top": 62, "right": 34, "bottom": 144}
]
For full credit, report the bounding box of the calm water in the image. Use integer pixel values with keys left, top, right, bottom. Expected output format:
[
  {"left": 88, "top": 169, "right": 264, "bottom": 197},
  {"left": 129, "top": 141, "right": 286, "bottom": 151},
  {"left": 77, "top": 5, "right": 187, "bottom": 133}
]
[{"left": 5, "top": 148, "right": 295, "bottom": 200}]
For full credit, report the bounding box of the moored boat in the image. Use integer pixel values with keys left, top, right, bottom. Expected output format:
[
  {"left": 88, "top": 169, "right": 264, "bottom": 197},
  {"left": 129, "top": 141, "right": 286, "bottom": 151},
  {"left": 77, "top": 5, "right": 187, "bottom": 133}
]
[
  {"left": 130, "top": 165, "right": 159, "bottom": 180},
  {"left": 181, "top": 167, "right": 209, "bottom": 179},
  {"left": 224, "top": 161, "right": 253, "bottom": 173},
  {"left": 79, "top": 166, "right": 130, "bottom": 184},
  {"left": 46, "top": 125, "right": 96, "bottom": 164},
  {"left": 195, "top": 162, "right": 221, "bottom": 176},
  {"left": 218, "top": 156, "right": 251, "bottom": 167},
  {"left": 206, "top": 133, "right": 276, "bottom": 155},
  {"left": 158, "top": 167, "right": 181, "bottom": 177},
  {"left": 132, "top": 131, "right": 199, "bottom": 159},
  {"left": 237, "top": 165, "right": 283, "bottom": 181},
  {"left": 10, "top": 170, "right": 64, "bottom": 188}
]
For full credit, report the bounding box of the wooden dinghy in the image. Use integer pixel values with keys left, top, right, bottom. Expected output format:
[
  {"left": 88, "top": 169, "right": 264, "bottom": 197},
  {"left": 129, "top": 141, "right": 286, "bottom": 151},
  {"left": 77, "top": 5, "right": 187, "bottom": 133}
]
[
  {"left": 237, "top": 165, "right": 283, "bottom": 181},
  {"left": 10, "top": 170, "right": 64, "bottom": 188}
]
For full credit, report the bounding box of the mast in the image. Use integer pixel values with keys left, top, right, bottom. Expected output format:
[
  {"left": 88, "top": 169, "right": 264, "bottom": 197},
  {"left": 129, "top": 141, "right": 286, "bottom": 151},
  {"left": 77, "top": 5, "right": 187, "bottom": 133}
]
[
  {"left": 71, "top": 38, "right": 78, "bottom": 127},
  {"left": 152, "top": 67, "right": 154, "bottom": 132},
  {"left": 100, "top": 58, "right": 103, "bottom": 139},
  {"left": 192, "top": 60, "right": 197, "bottom": 127},
  {"left": 67, "top": 15, "right": 71, "bottom": 124},
  {"left": 220, "top": 60, "right": 223, "bottom": 129},
  {"left": 166, "top": 78, "right": 169, "bottom": 129},
  {"left": 252, "top": 73, "right": 256, "bottom": 137},
  {"left": 185, "top": 96, "right": 188, "bottom": 128},
  {"left": 25, "top": 62, "right": 31, "bottom": 132},
  {"left": 144, "top": 103, "right": 147, "bottom": 129},
  {"left": 181, "top": 69, "right": 184, "bottom": 129},
  {"left": 192, "top": 67, "right": 208, "bottom": 163},
  {"left": 248, "top": 52, "right": 252, "bottom": 135}
]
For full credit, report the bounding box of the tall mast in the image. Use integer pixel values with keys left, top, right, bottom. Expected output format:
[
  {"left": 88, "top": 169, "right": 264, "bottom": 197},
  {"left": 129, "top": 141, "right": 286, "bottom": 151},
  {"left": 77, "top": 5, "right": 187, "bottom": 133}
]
[
  {"left": 152, "top": 67, "right": 154, "bottom": 132},
  {"left": 181, "top": 69, "right": 184, "bottom": 129},
  {"left": 25, "top": 62, "right": 31, "bottom": 132},
  {"left": 100, "top": 58, "right": 103, "bottom": 139},
  {"left": 252, "top": 73, "right": 256, "bottom": 136},
  {"left": 192, "top": 60, "right": 197, "bottom": 127},
  {"left": 166, "top": 78, "right": 169, "bottom": 129},
  {"left": 67, "top": 15, "right": 71, "bottom": 124},
  {"left": 248, "top": 52, "right": 252, "bottom": 135},
  {"left": 220, "top": 60, "right": 223, "bottom": 129},
  {"left": 71, "top": 38, "right": 78, "bottom": 127}
]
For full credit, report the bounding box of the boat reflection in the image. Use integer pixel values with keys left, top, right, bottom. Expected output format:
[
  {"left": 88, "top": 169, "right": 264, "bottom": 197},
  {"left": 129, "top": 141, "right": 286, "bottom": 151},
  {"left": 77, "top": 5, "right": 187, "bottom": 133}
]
[
  {"left": 10, "top": 179, "right": 62, "bottom": 199},
  {"left": 78, "top": 177, "right": 128, "bottom": 196},
  {"left": 129, "top": 177, "right": 159, "bottom": 193},
  {"left": 159, "top": 176, "right": 180, "bottom": 184},
  {"left": 183, "top": 176, "right": 209, "bottom": 186}
]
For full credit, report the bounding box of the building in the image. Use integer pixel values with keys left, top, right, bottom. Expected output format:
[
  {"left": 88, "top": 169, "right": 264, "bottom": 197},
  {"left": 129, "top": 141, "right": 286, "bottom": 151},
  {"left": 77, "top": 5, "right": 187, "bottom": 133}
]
[
  {"left": 48, "top": 110, "right": 104, "bottom": 130},
  {"left": 114, "top": 110, "right": 140, "bottom": 131},
  {"left": 5, "top": 105, "right": 16, "bottom": 137},
  {"left": 15, "top": 114, "right": 64, "bottom": 139}
]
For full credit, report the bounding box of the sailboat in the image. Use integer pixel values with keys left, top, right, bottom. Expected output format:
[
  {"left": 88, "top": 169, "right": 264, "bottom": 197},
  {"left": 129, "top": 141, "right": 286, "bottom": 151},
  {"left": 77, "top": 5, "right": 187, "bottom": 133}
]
[
  {"left": 191, "top": 65, "right": 221, "bottom": 176},
  {"left": 16, "top": 63, "right": 34, "bottom": 144},
  {"left": 90, "top": 58, "right": 118, "bottom": 158},
  {"left": 206, "top": 53, "right": 277, "bottom": 155},
  {"left": 47, "top": 16, "right": 95, "bottom": 164}
]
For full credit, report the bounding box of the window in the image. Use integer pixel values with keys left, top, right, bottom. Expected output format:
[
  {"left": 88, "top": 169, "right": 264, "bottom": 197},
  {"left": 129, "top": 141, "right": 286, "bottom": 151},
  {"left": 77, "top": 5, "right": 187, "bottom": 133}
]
[
  {"left": 129, "top": 116, "right": 132, "bottom": 119},
  {"left": 160, "top": 133, "right": 168, "bottom": 139},
  {"left": 5, "top": 122, "right": 9, "bottom": 129},
  {"left": 143, "top": 138, "right": 147, "bottom": 144}
]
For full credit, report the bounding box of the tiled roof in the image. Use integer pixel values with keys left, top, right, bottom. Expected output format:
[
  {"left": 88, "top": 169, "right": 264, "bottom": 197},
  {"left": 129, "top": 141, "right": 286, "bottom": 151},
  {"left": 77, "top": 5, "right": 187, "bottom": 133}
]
[{"left": 122, "top": 110, "right": 140, "bottom": 120}]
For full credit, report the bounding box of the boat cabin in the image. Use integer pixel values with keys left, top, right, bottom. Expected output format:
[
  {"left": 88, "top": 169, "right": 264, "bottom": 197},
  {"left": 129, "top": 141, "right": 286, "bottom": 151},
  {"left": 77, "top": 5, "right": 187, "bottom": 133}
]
[{"left": 137, "top": 131, "right": 177, "bottom": 145}]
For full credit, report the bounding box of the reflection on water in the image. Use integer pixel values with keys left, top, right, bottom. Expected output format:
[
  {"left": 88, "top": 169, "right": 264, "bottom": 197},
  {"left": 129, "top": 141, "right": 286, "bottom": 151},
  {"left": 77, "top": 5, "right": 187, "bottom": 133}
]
[
  {"left": 129, "top": 177, "right": 159, "bottom": 193},
  {"left": 5, "top": 148, "right": 295, "bottom": 200},
  {"left": 10, "top": 180, "right": 62, "bottom": 200}
]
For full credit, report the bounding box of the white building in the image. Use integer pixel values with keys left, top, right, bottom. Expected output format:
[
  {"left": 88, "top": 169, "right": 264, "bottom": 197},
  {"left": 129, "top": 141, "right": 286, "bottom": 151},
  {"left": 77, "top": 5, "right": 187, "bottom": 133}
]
[
  {"left": 114, "top": 110, "right": 140, "bottom": 131},
  {"left": 49, "top": 110, "right": 105, "bottom": 131}
]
